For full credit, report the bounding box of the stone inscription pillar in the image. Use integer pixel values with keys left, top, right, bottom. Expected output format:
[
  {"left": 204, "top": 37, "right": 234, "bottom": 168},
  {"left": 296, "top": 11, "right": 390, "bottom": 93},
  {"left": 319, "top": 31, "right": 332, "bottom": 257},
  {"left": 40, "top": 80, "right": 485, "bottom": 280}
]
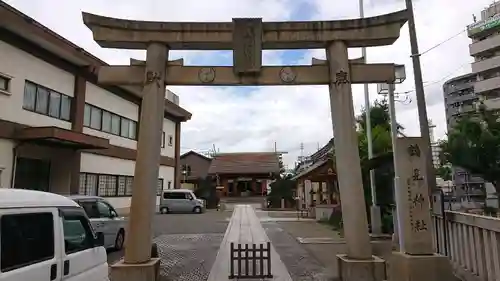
[
  {"left": 389, "top": 137, "right": 454, "bottom": 281},
  {"left": 124, "top": 43, "right": 168, "bottom": 264},
  {"left": 394, "top": 137, "right": 433, "bottom": 254},
  {"left": 326, "top": 41, "right": 372, "bottom": 260}
]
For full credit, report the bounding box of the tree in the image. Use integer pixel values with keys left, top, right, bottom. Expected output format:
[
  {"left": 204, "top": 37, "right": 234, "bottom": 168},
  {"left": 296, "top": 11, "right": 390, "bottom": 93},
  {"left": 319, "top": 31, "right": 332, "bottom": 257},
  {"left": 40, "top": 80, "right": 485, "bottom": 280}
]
[
  {"left": 356, "top": 99, "right": 404, "bottom": 233},
  {"left": 435, "top": 165, "right": 452, "bottom": 181},
  {"left": 267, "top": 177, "right": 296, "bottom": 208},
  {"left": 440, "top": 108, "right": 500, "bottom": 196}
]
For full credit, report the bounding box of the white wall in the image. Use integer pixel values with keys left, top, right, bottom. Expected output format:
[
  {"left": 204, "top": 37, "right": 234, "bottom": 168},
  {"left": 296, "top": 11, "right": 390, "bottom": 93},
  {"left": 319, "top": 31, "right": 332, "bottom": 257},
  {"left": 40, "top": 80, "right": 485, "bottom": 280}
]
[
  {"left": 80, "top": 153, "right": 174, "bottom": 210},
  {"left": 83, "top": 82, "right": 139, "bottom": 149},
  {"left": 0, "top": 139, "right": 14, "bottom": 189},
  {"left": 0, "top": 40, "right": 73, "bottom": 129},
  {"left": 161, "top": 119, "right": 176, "bottom": 158}
]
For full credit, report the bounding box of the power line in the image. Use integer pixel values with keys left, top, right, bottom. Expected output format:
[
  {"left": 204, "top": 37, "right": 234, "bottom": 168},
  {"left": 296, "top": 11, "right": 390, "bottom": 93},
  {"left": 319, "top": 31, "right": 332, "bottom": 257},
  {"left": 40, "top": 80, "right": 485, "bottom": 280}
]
[
  {"left": 400, "top": 62, "right": 470, "bottom": 95},
  {"left": 419, "top": 28, "right": 466, "bottom": 56}
]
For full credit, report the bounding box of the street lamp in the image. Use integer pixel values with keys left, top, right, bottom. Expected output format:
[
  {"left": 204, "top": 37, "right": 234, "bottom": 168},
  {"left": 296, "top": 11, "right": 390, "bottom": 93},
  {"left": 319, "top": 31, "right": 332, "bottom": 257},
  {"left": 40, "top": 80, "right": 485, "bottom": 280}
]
[{"left": 377, "top": 64, "right": 406, "bottom": 250}]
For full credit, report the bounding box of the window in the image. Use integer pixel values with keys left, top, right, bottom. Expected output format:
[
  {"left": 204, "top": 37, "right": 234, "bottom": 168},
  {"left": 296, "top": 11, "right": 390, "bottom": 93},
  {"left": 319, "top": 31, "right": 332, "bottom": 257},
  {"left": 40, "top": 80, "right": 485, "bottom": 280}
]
[
  {"left": 120, "top": 118, "right": 130, "bottom": 138},
  {"left": 1, "top": 212, "right": 54, "bottom": 272},
  {"left": 96, "top": 201, "right": 112, "bottom": 218},
  {"left": 83, "top": 104, "right": 91, "bottom": 127},
  {"left": 157, "top": 179, "right": 164, "bottom": 195},
  {"left": 102, "top": 111, "right": 112, "bottom": 133},
  {"left": 78, "top": 201, "right": 100, "bottom": 219},
  {"left": 118, "top": 176, "right": 127, "bottom": 196},
  {"left": 62, "top": 214, "right": 94, "bottom": 254},
  {"left": 79, "top": 173, "right": 97, "bottom": 196},
  {"left": 84, "top": 103, "right": 137, "bottom": 140},
  {"left": 0, "top": 75, "right": 11, "bottom": 93},
  {"left": 168, "top": 135, "right": 173, "bottom": 146},
  {"left": 129, "top": 121, "right": 137, "bottom": 139},
  {"left": 163, "top": 192, "right": 187, "bottom": 199},
  {"left": 35, "top": 86, "right": 49, "bottom": 114},
  {"left": 125, "top": 176, "right": 133, "bottom": 196},
  {"left": 48, "top": 91, "right": 61, "bottom": 118},
  {"left": 23, "top": 82, "right": 36, "bottom": 110},
  {"left": 98, "top": 174, "right": 117, "bottom": 197},
  {"left": 80, "top": 172, "right": 161, "bottom": 197},
  {"left": 161, "top": 132, "right": 166, "bottom": 148},
  {"left": 23, "top": 81, "right": 71, "bottom": 121},
  {"left": 60, "top": 95, "right": 71, "bottom": 121},
  {"left": 90, "top": 106, "right": 102, "bottom": 130},
  {"left": 111, "top": 114, "right": 121, "bottom": 135}
]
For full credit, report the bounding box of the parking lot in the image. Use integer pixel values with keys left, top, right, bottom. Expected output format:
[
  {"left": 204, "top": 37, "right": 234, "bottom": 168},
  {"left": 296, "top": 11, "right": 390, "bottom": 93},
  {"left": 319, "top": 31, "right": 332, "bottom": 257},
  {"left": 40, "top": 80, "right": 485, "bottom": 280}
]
[{"left": 107, "top": 210, "right": 230, "bottom": 272}]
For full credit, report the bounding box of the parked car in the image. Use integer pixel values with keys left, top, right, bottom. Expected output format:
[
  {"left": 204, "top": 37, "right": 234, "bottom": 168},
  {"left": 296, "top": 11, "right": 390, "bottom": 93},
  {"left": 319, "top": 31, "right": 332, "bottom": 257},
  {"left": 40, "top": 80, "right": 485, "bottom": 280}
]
[
  {"left": 0, "top": 189, "right": 109, "bottom": 281},
  {"left": 159, "top": 189, "right": 205, "bottom": 214},
  {"left": 68, "top": 195, "right": 127, "bottom": 250}
]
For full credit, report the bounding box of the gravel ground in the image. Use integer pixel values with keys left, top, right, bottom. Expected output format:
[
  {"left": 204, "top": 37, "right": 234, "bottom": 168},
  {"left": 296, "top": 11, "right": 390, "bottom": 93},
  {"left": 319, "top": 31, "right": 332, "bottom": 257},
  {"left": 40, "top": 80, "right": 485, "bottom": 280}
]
[
  {"left": 262, "top": 221, "right": 336, "bottom": 281},
  {"left": 155, "top": 233, "right": 224, "bottom": 281},
  {"left": 108, "top": 210, "right": 230, "bottom": 280}
]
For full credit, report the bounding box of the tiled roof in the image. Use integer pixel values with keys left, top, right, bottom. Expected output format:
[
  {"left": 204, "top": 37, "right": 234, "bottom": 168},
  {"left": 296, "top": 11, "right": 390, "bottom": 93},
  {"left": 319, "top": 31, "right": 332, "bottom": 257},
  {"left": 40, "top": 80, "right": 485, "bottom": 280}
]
[
  {"left": 208, "top": 152, "right": 281, "bottom": 175},
  {"left": 180, "top": 150, "right": 212, "bottom": 161}
]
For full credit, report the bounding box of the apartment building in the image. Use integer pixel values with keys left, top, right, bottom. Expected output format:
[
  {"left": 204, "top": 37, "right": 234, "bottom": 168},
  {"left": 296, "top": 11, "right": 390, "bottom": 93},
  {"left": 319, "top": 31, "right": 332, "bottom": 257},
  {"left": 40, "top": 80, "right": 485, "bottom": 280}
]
[
  {"left": 469, "top": 2, "right": 500, "bottom": 110},
  {"left": 442, "top": 73, "right": 484, "bottom": 190},
  {"left": 0, "top": 2, "right": 191, "bottom": 213}
]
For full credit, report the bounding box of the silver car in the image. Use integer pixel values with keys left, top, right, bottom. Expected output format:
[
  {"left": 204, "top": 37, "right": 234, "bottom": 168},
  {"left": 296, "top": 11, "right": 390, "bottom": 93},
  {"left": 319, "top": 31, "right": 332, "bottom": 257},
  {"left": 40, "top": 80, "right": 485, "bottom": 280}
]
[
  {"left": 68, "top": 195, "right": 127, "bottom": 250},
  {"left": 159, "top": 189, "right": 205, "bottom": 214}
]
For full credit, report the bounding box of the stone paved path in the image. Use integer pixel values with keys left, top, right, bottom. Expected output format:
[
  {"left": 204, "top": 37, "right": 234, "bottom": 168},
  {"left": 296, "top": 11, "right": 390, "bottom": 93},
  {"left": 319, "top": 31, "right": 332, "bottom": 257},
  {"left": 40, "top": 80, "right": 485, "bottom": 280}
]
[
  {"left": 208, "top": 205, "right": 292, "bottom": 281},
  {"left": 154, "top": 233, "right": 224, "bottom": 281}
]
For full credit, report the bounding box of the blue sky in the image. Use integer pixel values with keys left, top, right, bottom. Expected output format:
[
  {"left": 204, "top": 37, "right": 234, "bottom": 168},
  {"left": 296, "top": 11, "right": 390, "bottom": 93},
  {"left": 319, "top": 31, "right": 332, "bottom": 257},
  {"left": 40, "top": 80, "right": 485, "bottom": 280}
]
[{"left": 4, "top": 0, "right": 494, "bottom": 168}]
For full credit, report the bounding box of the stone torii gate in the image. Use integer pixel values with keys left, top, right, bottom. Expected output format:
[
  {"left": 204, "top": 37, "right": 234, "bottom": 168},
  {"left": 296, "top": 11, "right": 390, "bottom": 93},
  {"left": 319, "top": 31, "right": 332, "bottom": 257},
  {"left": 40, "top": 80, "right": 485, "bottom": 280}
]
[{"left": 83, "top": 10, "right": 407, "bottom": 281}]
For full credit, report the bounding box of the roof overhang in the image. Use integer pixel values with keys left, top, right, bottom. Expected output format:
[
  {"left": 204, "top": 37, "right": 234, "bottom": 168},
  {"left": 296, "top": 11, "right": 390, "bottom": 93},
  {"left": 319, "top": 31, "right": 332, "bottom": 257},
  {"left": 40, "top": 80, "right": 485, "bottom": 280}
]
[
  {"left": 15, "top": 127, "right": 110, "bottom": 150},
  {"left": 0, "top": 2, "right": 191, "bottom": 122},
  {"left": 292, "top": 159, "right": 336, "bottom": 181}
]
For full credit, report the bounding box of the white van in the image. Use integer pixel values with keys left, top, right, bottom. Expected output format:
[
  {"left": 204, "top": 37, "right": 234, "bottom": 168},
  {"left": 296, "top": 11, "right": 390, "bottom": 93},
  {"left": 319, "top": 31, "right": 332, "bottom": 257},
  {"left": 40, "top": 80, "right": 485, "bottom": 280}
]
[
  {"left": 0, "top": 189, "right": 109, "bottom": 281},
  {"left": 159, "top": 189, "right": 204, "bottom": 214}
]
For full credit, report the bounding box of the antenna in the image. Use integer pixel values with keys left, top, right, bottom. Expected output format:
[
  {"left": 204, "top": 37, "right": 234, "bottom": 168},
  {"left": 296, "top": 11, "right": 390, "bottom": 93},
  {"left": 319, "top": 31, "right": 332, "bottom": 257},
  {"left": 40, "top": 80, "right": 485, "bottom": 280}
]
[{"left": 300, "top": 142, "right": 304, "bottom": 159}]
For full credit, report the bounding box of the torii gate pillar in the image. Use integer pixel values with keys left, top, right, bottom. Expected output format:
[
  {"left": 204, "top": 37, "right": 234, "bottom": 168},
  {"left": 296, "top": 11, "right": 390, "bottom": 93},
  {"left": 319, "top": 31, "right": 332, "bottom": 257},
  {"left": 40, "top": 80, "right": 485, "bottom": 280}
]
[
  {"left": 327, "top": 41, "right": 386, "bottom": 281},
  {"left": 110, "top": 43, "right": 167, "bottom": 280}
]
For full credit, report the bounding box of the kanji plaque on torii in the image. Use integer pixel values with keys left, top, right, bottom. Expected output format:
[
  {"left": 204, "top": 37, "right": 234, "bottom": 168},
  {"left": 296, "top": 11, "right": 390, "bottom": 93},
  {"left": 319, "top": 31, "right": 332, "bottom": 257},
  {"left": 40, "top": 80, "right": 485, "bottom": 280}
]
[{"left": 82, "top": 9, "right": 409, "bottom": 281}]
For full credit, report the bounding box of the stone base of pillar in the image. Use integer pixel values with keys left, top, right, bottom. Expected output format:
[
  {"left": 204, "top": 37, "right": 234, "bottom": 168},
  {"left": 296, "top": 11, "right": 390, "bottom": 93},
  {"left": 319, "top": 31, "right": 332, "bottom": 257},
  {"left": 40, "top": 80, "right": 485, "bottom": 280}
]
[
  {"left": 369, "top": 205, "right": 382, "bottom": 235},
  {"left": 337, "top": 254, "right": 386, "bottom": 281},
  {"left": 389, "top": 252, "right": 454, "bottom": 281},
  {"left": 110, "top": 258, "right": 161, "bottom": 281}
]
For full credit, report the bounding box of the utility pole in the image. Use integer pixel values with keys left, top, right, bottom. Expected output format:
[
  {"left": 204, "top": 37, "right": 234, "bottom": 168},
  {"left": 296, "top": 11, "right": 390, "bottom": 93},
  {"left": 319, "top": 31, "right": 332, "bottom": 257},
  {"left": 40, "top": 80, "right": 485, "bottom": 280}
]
[
  {"left": 405, "top": 0, "right": 437, "bottom": 194},
  {"left": 359, "top": 0, "right": 381, "bottom": 235}
]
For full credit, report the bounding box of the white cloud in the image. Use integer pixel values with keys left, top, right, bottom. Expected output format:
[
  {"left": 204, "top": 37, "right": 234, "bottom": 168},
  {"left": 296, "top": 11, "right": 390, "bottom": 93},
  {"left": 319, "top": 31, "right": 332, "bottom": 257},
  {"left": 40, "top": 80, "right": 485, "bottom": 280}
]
[{"left": 3, "top": 0, "right": 492, "bottom": 167}]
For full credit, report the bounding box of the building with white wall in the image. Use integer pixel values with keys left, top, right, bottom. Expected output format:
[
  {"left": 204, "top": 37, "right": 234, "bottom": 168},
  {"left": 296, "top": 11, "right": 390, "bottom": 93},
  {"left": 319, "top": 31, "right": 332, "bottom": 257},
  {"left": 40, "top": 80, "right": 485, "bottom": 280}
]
[{"left": 0, "top": 2, "right": 191, "bottom": 214}]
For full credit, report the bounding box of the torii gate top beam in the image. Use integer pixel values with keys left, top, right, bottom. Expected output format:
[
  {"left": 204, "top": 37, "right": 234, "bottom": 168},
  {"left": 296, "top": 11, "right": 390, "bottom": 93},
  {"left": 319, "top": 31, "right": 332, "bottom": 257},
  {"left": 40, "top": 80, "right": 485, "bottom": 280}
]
[{"left": 82, "top": 9, "right": 408, "bottom": 50}]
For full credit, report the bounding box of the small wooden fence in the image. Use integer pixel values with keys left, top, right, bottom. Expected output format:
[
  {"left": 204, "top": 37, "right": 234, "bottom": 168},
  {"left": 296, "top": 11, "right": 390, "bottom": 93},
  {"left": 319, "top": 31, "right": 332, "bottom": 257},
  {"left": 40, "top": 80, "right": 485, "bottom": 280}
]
[{"left": 229, "top": 242, "right": 273, "bottom": 279}]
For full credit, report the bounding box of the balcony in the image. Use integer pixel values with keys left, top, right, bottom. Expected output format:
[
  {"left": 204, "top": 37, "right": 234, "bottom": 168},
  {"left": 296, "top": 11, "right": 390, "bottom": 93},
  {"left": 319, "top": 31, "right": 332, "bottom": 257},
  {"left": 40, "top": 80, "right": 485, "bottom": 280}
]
[
  {"left": 484, "top": 96, "right": 500, "bottom": 110},
  {"left": 444, "top": 82, "right": 474, "bottom": 94},
  {"left": 474, "top": 76, "right": 500, "bottom": 94},
  {"left": 472, "top": 55, "right": 500, "bottom": 74},
  {"left": 446, "top": 105, "right": 476, "bottom": 117},
  {"left": 470, "top": 33, "right": 500, "bottom": 56},
  {"left": 446, "top": 92, "right": 476, "bottom": 104}
]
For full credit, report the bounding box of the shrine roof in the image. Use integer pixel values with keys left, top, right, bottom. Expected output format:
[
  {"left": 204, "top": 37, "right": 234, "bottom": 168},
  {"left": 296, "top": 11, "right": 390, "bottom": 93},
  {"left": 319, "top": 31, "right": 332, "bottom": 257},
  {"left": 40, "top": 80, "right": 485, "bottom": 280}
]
[{"left": 208, "top": 152, "right": 281, "bottom": 175}]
